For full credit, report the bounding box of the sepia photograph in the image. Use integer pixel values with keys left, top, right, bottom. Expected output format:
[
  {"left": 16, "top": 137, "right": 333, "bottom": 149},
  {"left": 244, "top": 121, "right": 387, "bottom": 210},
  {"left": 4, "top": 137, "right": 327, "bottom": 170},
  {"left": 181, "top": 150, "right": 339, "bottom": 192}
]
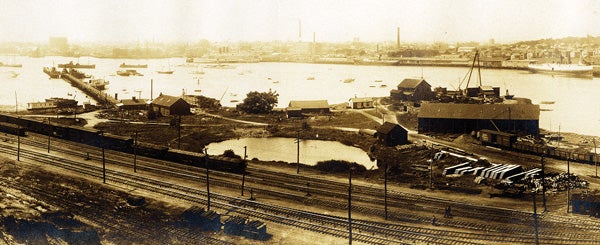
[{"left": 1, "top": 0, "right": 600, "bottom": 244}]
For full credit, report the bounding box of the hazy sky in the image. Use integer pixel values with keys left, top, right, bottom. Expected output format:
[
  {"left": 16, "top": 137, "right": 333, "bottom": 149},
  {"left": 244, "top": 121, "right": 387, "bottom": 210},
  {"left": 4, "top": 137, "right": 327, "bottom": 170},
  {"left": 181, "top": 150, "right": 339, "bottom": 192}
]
[{"left": 1, "top": 0, "right": 599, "bottom": 44}]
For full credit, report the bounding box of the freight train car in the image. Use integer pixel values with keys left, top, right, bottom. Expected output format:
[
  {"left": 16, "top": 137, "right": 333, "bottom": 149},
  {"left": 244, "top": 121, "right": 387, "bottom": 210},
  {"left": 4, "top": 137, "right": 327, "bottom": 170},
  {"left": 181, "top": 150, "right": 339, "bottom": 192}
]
[
  {"left": 480, "top": 129, "right": 599, "bottom": 165},
  {"left": 0, "top": 122, "right": 26, "bottom": 136},
  {"left": 0, "top": 113, "right": 246, "bottom": 173}
]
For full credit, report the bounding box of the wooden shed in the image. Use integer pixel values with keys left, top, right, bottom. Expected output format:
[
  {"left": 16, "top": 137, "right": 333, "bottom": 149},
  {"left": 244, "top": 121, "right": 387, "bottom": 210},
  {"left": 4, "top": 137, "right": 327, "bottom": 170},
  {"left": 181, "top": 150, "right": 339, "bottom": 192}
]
[{"left": 376, "top": 122, "right": 408, "bottom": 146}]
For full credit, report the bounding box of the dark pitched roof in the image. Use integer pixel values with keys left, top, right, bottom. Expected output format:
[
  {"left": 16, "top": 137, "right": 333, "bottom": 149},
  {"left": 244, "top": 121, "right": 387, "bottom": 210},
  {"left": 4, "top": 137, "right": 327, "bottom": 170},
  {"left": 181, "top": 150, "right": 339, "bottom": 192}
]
[
  {"left": 377, "top": 122, "right": 406, "bottom": 134},
  {"left": 119, "top": 98, "right": 147, "bottom": 106},
  {"left": 152, "top": 94, "right": 184, "bottom": 107},
  {"left": 418, "top": 103, "right": 540, "bottom": 120},
  {"left": 398, "top": 78, "right": 429, "bottom": 89},
  {"left": 288, "top": 100, "right": 329, "bottom": 109}
]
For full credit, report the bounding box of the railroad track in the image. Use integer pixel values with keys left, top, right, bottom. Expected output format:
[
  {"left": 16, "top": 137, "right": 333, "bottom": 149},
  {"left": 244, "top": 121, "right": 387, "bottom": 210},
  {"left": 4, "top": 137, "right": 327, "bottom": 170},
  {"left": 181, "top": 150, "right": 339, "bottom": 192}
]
[
  {"left": 4, "top": 135, "right": 600, "bottom": 243},
  {"left": 0, "top": 141, "right": 526, "bottom": 244}
]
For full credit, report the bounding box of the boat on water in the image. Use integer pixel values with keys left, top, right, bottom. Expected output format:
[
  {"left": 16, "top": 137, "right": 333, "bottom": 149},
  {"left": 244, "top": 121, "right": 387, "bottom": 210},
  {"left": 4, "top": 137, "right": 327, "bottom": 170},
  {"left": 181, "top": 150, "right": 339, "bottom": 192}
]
[
  {"left": 527, "top": 63, "right": 593, "bottom": 77},
  {"left": 58, "top": 61, "right": 96, "bottom": 69},
  {"left": 343, "top": 78, "right": 355, "bottom": 83},
  {"left": 88, "top": 78, "right": 109, "bottom": 90},
  {"left": 0, "top": 61, "right": 22, "bottom": 68},
  {"left": 119, "top": 63, "right": 148, "bottom": 68},
  {"left": 117, "top": 69, "right": 143, "bottom": 76},
  {"left": 306, "top": 76, "right": 315, "bottom": 80},
  {"left": 204, "top": 64, "right": 236, "bottom": 69}
]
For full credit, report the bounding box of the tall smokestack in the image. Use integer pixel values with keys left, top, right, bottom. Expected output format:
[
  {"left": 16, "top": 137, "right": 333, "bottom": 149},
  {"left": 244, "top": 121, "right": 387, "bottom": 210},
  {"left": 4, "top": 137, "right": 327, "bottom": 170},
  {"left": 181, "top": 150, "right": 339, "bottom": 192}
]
[
  {"left": 313, "top": 32, "right": 315, "bottom": 43},
  {"left": 298, "top": 19, "right": 302, "bottom": 40},
  {"left": 397, "top": 27, "right": 400, "bottom": 49}
]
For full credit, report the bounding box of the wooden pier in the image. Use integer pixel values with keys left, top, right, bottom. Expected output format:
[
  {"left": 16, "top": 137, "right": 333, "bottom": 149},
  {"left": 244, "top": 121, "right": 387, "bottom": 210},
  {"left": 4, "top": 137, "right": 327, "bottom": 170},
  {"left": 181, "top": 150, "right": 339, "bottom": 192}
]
[{"left": 60, "top": 73, "right": 118, "bottom": 107}]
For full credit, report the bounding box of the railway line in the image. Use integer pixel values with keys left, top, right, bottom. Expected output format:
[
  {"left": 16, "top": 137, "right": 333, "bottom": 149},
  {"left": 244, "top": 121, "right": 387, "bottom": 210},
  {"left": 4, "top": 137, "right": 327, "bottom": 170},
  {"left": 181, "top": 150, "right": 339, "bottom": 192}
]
[{"left": 3, "top": 133, "right": 600, "bottom": 243}]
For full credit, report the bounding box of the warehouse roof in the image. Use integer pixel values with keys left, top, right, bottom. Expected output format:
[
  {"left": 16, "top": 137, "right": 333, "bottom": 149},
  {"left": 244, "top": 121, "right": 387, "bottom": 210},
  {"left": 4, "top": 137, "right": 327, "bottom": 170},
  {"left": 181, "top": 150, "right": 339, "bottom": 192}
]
[{"left": 418, "top": 103, "right": 539, "bottom": 120}]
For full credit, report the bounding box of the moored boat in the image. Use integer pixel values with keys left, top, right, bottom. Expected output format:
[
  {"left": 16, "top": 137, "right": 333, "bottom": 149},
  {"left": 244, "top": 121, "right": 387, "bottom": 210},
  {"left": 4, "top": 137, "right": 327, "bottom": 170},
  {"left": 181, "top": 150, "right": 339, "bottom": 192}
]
[
  {"left": 527, "top": 63, "right": 593, "bottom": 77},
  {"left": 58, "top": 61, "right": 96, "bottom": 69},
  {"left": 88, "top": 78, "right": 109, "bottom": 90},
  {"left": 117, "top": 69, "right": 143, "bottom": 76},
  {"left": 119, "top": 63, "right": 148, "bottom": 68}
]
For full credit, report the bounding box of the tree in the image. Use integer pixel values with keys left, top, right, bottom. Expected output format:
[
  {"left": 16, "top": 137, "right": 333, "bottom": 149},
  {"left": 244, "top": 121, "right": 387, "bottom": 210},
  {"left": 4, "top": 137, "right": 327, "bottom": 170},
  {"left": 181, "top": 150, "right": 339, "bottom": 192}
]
[{"left": 236, "top": 90, "right": 279, "bottom": 114}]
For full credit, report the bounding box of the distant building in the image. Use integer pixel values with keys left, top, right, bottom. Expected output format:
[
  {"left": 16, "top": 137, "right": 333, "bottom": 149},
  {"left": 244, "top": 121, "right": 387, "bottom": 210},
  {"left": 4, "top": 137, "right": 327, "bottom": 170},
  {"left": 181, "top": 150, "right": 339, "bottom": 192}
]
[
  {"left": 376, "top": 122, "right": 408, "bottom": 146},
  {"left": 349, "top": 97, "right": 374, "bottom": 109},
  {"left": 150, "top": 94, "right": 191, "bottom": 116},
  {"left": 418, "top": 103, "right": 540, "bottom": 135},
  {"left": 117, "top": 97, "right": 148, "bottom": 111},
  {"left": 286, "top": 100, "right": 330, "bottom": 117},
  {"left": 390, "top": 78, "right": 434, "bottom": 101}
]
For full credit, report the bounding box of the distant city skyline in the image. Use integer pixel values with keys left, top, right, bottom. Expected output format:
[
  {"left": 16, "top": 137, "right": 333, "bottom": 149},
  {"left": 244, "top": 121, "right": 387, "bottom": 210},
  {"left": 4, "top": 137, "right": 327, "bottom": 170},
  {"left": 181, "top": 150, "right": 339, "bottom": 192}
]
[{"left": 1, "top": 0, "right": 599, "bottom": 44}]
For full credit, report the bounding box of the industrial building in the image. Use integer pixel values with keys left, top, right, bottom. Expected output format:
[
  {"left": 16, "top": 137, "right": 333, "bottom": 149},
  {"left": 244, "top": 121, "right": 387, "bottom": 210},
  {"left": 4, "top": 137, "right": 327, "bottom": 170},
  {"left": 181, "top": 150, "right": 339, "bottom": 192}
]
[{"left": 417, "top": 102, "right": 540, "bottom": 135}]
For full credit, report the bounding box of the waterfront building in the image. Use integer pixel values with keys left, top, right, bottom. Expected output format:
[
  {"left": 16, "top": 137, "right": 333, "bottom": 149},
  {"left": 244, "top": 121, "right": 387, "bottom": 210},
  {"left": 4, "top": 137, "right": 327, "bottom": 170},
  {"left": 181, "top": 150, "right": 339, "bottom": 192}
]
[
  {"left": 150, "top": 94, "right": 191, "bottom": 116},
  {"left": 390, "top": 78, "right": 434, "bottom": 101},
  {"left": 286, "top": 100, "right": 330, "bottom": 118},
  {"left": 349, "top": 97, "right": 374, "bottom": 109},
  {"left": 417, "top": 102, "right": 540, "bottom": 135},
  {"left": 117, "top": 97, "right": 148, "bottom": 111}
]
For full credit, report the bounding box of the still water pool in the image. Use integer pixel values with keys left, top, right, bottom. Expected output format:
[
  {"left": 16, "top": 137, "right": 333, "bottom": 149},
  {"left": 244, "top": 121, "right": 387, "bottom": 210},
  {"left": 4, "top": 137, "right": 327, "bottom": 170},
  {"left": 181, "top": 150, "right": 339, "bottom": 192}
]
[{"left": 206, "top": 137, "right": 377, "bottom": 169}]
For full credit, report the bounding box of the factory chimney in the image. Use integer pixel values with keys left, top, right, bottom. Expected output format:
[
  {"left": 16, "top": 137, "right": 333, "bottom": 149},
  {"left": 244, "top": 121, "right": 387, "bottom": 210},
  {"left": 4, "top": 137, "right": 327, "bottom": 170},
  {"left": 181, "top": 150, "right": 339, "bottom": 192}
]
[{"left": 397, "top": 27, "right": 400, "bottom": 49}]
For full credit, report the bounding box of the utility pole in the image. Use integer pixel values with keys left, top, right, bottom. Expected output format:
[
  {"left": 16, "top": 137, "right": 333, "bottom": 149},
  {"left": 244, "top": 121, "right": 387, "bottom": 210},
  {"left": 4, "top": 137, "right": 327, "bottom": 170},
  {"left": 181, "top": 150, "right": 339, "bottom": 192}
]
[
  {"left": 101, "top": 131, "right": 106, "bottom": 184},
  {"left": 133, "top": 131, "right": 138, "bottom": 173},
  {"left": 17, "top": 119, "right": 20, "bottom": 162},
  {"left": 429, "top": 152, "right": 434, "bottom": 189},
  {"left": 296, "top": 131, "right": 301, "bottom": 174},
  {"left": 532, "top": 192, "right": 540, "bottom": 245},
  {"left": 594, "top": 138, "right": 597, "bottom": 178},
  {"left": 541, "top": 154, "right": 547, "bottom": 212},
  {"left": 205, "top": 148, "right": 210, "bottom": 210},
  {"left": 47, "top": 118, "right": 51, "bottom": 153},
  {"left": 384, "top": 159, "right": 388, "bottom": 220},
  {"left": 348, "top": 167, "right": 354, "bottom": 245},
  {"left": 241, "top": 146, "right": 247, "bottom": 196},
  {"left": 177, "top": 115, "right": 181, "bottom": 149}
]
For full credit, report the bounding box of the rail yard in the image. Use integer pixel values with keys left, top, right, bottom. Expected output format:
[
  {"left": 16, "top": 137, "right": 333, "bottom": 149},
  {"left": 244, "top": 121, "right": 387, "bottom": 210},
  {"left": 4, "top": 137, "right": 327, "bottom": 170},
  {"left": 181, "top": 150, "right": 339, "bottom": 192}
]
[{"left": 2, "top": 115, "right": 600, "bottom": 244}]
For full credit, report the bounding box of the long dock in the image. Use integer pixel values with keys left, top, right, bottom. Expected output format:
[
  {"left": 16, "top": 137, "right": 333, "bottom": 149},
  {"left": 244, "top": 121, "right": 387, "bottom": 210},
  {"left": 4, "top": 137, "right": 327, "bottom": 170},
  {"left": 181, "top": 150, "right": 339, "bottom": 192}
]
[
  {"left": 39, "top": 70, "right": 119, "bottom": 107},
  {"left": 60, "top": 73, "right": 118, "bottom": 107}
]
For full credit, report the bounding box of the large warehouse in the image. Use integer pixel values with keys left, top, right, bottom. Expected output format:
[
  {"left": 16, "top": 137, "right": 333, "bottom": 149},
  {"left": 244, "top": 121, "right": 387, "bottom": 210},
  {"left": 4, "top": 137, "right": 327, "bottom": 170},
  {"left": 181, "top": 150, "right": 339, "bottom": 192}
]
[{"left": 417, "top": 102, "right": 540, "bottom": 136}]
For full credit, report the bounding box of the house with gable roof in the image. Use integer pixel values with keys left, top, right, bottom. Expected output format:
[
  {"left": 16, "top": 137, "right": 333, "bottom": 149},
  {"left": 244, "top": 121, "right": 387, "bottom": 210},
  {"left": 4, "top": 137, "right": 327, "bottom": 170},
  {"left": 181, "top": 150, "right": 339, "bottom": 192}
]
[
  {"left": 390, "top": 78, "right": 434, "bottom": 101},
  {"left": 150, "top": 94, "right": 191, "bottom": 116}
]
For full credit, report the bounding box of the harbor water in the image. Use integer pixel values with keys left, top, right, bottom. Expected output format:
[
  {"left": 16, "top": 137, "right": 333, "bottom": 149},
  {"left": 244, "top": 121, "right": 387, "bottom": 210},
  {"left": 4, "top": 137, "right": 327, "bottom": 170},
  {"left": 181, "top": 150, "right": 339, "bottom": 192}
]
[{"left": 1, "top": 56, "right": 599, "bottom": 137}]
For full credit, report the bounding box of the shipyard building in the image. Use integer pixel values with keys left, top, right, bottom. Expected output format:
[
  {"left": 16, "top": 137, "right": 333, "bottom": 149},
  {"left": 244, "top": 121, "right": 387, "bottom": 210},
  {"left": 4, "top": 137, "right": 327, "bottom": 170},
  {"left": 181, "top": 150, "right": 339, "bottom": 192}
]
[{"left": 417, "top": 102, "right": 540, "bottom": 135}]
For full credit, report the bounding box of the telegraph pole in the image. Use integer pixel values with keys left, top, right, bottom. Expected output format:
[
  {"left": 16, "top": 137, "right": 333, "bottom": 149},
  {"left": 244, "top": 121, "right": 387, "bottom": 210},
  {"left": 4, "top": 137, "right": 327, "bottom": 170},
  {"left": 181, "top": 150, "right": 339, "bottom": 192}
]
[
  {"left": 532, "top": 192, "right": 540, "bottom": 245},
  {"left": 384, "top": 159, "right": 388, "bottom": 220},
  {"left": 205, "top": 148, "right": 211, "bottom": 210},
  {"left": 17, "top": 120, "right": 20, "bottom": 162},
  {"left": 47, "top": 118, "right": 51, "bottom": 153},
  {"left": 594, "top": 138, "right": 597, "bottom": 178},
  {"left": 296, "top": 131, "right": 301, "bottom": 173},
  {"left": 101, "top": 131, "right": 106, "bottom": 184},
  {"left": 348, "top": 167, "right": 353, "bottom": 245},
  {"left": 241, "top": 146, "right": 247, "bottom": 196},
  {"left": 177, "top": 115, "right": 181, "bottom": 149},
  {"left": 133, "top": 131, "right": 138, "bottom": 173},
  {"left": 541, "top": 154, "right": 547, "bottom": 212}
]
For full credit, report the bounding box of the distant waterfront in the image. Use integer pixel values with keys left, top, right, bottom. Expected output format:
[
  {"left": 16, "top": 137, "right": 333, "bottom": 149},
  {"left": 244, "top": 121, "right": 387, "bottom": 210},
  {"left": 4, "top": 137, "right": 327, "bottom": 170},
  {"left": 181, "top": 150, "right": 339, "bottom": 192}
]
[{"left": 1, "top": 56, "right": 599, "bottom": 137}]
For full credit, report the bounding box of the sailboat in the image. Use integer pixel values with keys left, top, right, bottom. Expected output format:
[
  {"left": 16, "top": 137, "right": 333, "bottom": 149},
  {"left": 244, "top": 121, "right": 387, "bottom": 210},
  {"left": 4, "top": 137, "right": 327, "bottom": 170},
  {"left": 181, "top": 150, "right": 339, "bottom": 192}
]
[{"left": 157, "top": 60, "right": 174, "bottom": 74}]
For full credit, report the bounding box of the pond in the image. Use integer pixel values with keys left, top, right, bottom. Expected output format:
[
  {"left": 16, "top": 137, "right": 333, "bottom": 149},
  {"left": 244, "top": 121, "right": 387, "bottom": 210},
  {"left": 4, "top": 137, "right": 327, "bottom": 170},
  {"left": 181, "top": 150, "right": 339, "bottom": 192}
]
[{"left": 206, "top": 137, "right": 377, "bottom": 169}]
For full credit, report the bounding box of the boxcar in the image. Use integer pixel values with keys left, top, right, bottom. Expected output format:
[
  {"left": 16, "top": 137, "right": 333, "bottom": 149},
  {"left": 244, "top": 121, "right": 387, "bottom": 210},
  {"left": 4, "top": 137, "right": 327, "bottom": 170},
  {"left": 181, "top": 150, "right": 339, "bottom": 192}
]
[{"left": 0, "top": 122, "right": 26, "bottom": 136}]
